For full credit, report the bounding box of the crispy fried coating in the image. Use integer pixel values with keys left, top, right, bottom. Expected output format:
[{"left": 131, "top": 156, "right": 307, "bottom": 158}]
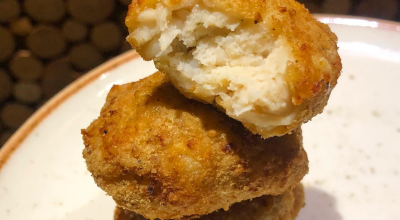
[
  {"left": 114, "top": 185, "right": 305, "bottom": 220},
  {"left": 125, "top": 0, "right": 342, "bottom": 138},
  {"left": 82, "top": 72, "right": 308, "bottom": 219}
]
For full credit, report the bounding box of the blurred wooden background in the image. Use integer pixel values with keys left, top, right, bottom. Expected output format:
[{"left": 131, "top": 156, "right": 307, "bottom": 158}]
[{"left": 0, "top": 0, "right": 399, "bottom": 146}]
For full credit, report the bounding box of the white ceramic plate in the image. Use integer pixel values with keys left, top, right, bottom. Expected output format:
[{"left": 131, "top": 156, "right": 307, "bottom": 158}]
[{"left": 1, "top": 15, "right": 400, "bottom": 220}]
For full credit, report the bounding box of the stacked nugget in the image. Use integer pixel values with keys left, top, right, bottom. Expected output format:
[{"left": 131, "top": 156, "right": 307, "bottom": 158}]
[
  {"left": 114, "top": 184, "right": 305, "bottom": 220},
  {"left": 82, "top": 0, "right": 341, "bottom": 219},
  {"left": 83, "top": 72, "right": 308, "bottom": 219}
]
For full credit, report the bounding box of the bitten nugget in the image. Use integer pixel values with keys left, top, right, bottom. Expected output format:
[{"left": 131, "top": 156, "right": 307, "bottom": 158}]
[
  {"left": 126, "top": 0, "right": 342, "bottom": 138},
  {"left": 114, "top": 185, "right": 305, "bottom": 220},
  {"left": 82, "top": 72, "right": 308, "bottom": 220}
]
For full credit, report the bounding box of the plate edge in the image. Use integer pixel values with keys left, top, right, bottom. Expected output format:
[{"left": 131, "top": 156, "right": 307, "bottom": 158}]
[
  {"left": 0, "top": 50, "right": 140, "bottom": 170},
  {"left": 315, "top": 14, "right": 400, "bottom": 32}
]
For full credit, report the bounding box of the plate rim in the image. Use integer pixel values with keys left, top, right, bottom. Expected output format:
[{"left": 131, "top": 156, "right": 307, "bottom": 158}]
[
  {"left": 0, "top": 50, "right": 140, "bottom": 169},
  {"left": 0, "top": 14, "right": 399, "bottom": 170},
  {"left": 315, "top": 14, "right": 400, "bottom": 32}
]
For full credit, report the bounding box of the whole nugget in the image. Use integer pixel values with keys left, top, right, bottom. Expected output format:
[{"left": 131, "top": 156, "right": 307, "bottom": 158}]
[
  {"left": 82, "top": 72, "right": 308, "bottom": 219},
  {"left": 126, "top": 0, "right": 342, "bottom": 138},
  {"left": 114, "top": 185, "right": 305, "bottom": 220}
]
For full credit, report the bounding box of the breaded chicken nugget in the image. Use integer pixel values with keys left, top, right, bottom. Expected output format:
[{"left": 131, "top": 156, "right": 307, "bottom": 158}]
[
  {"left": 125, "top": 0, "right": 342, "bottom": 138},
  {"left": 114, "top": 185, "right": 305, "bottom": 220},
  {"left": 82, "top": 72, "right": 308, "bottom": 219}
]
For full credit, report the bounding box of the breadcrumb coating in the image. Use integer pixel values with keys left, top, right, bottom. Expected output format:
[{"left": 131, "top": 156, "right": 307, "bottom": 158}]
[
  {"left": 82, "top": 72, "right": 308, "bottom": 219},
  {"left": 114, "top": 185, "right": 305, "bottom": 220},
  {"left": 126, "top": 0, "right": 342, "bottom": 138}
]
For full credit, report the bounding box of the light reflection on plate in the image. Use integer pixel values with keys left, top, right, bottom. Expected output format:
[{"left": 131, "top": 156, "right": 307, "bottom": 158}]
[{"left": 317, "top": 14, "right": 400, "bottom": 31}]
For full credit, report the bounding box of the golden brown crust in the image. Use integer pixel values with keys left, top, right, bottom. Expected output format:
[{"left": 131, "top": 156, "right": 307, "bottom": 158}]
[
  {"left": 83, "top": 72, "right": 308, "bottom": 219},
  {"left": 114, "top": 184, "right": 305, "bottom": 220},
  {"left": 126, "top": 0, "right": 341, "bottom": 104},
  {"left": 126, "top": 0, "right": 342, "bottom": 138},
  {"left": 290, "top": 184, "right": 305, "bottom": 219}
]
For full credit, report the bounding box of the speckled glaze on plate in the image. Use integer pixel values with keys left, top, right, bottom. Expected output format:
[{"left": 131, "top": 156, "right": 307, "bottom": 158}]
[{"left": 0, "top": 15, "right": 400, "bottom": 220}]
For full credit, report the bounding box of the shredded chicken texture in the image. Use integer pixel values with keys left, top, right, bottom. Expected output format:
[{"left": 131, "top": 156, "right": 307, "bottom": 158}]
[
  {"left": 82, "top": 72, "right": 308, "bottom": 220},
  {"left": 114, "top": 185, "right": 305, "bottom": 220},
  {"left": 126, "top": 0, "right": 342, "bottom": 138}
]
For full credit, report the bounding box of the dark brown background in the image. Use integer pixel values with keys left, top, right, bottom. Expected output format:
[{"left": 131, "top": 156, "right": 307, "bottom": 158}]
[{"left": 0, "top": 0, "right": 399, "bottom": 147}]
